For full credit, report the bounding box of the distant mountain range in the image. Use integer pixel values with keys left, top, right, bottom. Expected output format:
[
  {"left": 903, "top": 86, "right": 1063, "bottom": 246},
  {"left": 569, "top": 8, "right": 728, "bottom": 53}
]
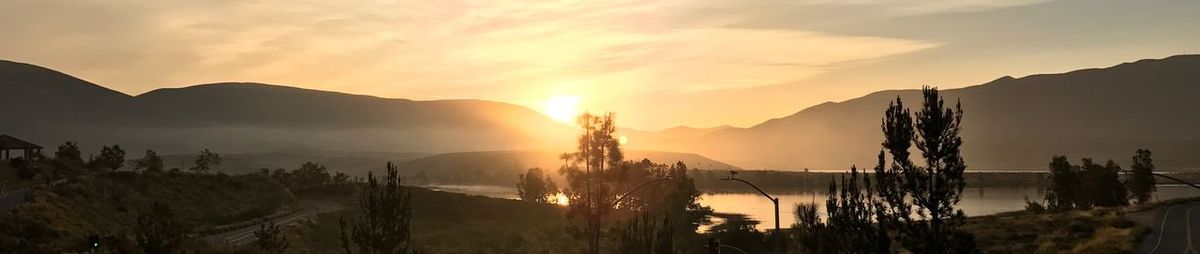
[
  {"left": 624, "top": 55, "right": 1200, "bottom": 171},
  {"left": 0, "top": 60, "right": 577, "bottom": 155},
  {"left": 2, "top": 55, "right": 1198, "bottom": 172}
]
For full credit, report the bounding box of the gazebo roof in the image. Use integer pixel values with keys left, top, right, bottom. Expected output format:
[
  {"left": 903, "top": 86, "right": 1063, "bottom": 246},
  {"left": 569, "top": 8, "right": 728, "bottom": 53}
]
[{"left": 0, "top": 135, "right": 42, "bottom": 150}]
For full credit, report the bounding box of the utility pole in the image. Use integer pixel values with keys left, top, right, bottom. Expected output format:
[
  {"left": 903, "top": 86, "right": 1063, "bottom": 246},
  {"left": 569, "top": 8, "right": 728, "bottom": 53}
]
[{"left": 722, "top": 171, "right": 782, "bottom": 252}]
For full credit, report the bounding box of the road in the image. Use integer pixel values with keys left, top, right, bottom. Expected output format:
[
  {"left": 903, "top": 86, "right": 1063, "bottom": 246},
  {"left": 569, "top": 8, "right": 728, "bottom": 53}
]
[
  {"left": 202, "top": 200, "right": 342, "bottom": 246},
  {"left": 1130, "top": 200, "right": 1200, "bottom": 253}
]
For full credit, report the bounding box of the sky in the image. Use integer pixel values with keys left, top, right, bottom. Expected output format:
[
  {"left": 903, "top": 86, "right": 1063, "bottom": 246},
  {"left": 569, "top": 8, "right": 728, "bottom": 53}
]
[{"left": 1, "top": 0, "right": 1198, "bottom": 130}]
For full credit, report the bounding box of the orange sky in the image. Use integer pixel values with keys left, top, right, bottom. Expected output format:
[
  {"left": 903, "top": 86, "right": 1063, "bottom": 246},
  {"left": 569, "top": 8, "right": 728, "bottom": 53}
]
[{"left": 1, "top": 0, "right": 1197, "bottom": 130}]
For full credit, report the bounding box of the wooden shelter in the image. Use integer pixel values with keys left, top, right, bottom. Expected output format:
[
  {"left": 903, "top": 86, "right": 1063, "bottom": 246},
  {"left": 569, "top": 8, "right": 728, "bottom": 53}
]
[{"left": 0, "top": 135, "right": 42, "bottom": 160}]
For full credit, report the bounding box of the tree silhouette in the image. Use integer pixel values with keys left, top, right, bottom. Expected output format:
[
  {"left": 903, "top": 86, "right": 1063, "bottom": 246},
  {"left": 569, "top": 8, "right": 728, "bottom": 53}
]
[
  {"left": 54, "top": 141, "right": 82, "bottom": 164},
  {"left": 874, "top": 86, "right": 976, "bottom": 253},
  {"left": 135, "top": 202, "right": 187, "bottom": 254},
  {"left": 1045, "top": 155, "right": 1077, "bottom": 210},
  {"left": 793, "top": 166, "right": 889, "bottom": 253},
  {"left": 94, "top": 145, "right": 126, "bottom": 172},
  {"left": 1078, "top": 158, "right": 1128, "bottom": 207},
  {"left": 1127, "top": 149, "right": 1156, "bottom": 204},
  {"left": 134, "top": 150, "right": 165, "bottom": 173},
  {"left": 559, "top": 112, "right": 624, "bottom": 254},
  {"left": 189, "top": 149, "right": 221, "bottom": 173},
  {"left": 339, "top": 162, "right": 413, "bottom": 254},
  {"left": 517, "top": 167, "right": 558, "bottom": 203},
  {"left": 254, "top": 221, "right": 289, "bottom": 254},
  {"left": 293, "top": 162, "right": 331, "bottom": 190}
]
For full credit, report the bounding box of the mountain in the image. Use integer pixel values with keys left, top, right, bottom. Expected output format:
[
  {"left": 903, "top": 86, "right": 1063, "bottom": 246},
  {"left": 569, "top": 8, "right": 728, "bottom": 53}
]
[
  {"left": 0, "top": 61, "right": 576, "bottom": 155},
  {"left": 626, "top": 55, "right": 1200, "bottom": 171}
]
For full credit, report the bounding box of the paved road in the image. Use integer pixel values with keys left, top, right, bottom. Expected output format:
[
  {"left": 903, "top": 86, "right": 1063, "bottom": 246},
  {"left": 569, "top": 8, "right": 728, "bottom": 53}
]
[
  {"left": 1131, "top": 200, "right": 1200, "bottom": 253},
  {"left": 202, "top": 200, "right": 341, "bottom": 246}
]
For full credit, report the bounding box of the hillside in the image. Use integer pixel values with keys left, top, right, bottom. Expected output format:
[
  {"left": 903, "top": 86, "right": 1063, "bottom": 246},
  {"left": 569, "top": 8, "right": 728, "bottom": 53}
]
[
  {"left": 627, "top": 55, "right": 1200, "bottom": 170},
  {"left": 0, "top": 62, "right": 576, "bottom": 155}
]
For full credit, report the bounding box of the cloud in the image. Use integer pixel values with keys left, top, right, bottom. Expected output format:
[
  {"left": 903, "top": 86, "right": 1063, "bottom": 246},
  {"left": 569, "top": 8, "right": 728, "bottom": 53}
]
[
  {"left": 0, "top": 0, "right": 937, "bottom": 100},
  {"left": 793, "top": 0, "right": 1056, "bottom": 15}
]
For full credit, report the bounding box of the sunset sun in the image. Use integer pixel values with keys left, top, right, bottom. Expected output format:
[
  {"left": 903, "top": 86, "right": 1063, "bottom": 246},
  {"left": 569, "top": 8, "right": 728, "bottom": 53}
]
[{"left": 543, "top": 95, "right": 581, "bottom": 124}]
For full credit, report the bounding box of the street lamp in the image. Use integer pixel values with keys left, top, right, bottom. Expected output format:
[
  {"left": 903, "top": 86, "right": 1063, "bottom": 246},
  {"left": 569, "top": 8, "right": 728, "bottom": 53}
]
[{"left": 721, "top": 171, "right": 781, "bottom": 248}]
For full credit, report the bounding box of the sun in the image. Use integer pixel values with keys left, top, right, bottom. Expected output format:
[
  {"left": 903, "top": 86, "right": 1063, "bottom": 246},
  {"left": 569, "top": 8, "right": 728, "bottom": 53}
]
[{"left": 543, "top": 95, "right": 581, "bottom": 124}]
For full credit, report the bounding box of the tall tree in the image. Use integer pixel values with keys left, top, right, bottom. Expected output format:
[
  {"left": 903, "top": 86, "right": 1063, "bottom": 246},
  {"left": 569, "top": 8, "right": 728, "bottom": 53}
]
[
  {"left": 134, "top": 150, "right": 165, "bottom": 173},
  {"left": 94, "top": 145, "right": 126, "bottom": 171},
  {"left": 254, "top": 221, "right": 289, "bottom": 254},
  {"left": 1127, "top": 149, "right": 1156, "bottom": 204},
  {"left": 189, "top": 149, "right": 221, "bottom": 173},
  {"left": 874, "top": 86, "right": 976, "bottom": 253},
  {"left": 1078, "top": 159, "right": 1128, "bottom": 207},
  {"left": 559, "top": 112, "right": 623, "bottom": 254},
  {"left": 135, "top": 203, "right": 187, "bottom": 254},
  {"left": 517, "top": 167, "right": 558, "bottom": 203},
  {"left": 339, "top": 162, "right": 413, "bottom": 254},
  {"left": 1045, "top": 156, "right": 1077, "bottom": 210}
]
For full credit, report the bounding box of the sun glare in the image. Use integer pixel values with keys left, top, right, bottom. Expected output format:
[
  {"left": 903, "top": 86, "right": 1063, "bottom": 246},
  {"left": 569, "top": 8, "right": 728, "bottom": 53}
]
[{"left": 544, "top": 95, "right": 581, "bottom": 124}]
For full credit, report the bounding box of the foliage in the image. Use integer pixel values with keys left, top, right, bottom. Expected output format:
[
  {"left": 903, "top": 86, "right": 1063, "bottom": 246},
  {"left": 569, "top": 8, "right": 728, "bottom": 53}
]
[
  {"left": 1045, "top": 157, "right": 1129, "bottom": 209},
  {"left": 873, "top": 86, "right": 976, "bottom": 253},
  {"left": 558, "top": 113, "right": 711, "bottom": 254},
  {"left": 54, "top": 141, "right": 82, "bottom": 164},
  {"left": 136, "top": 202, "right": 188, "bottom": 254},
  {"left": 92, "top": 145, "right": 126, "bottom": 172},
  {"left": 1126, "top": 149, "right": 1156, "bottom": 204},
  {"left": 190, "top": 149, "right": 222, "bottom": 173},
  {"left": 707, "top": 213, "right": 768, "bottom": 254},
  {"left": 339, "top": 163, "right": 413, "bottom": 254},
  {"left": 517, "top": 167, "right": 558, "bottom": 203},
  {"left": 134, "top": 150, "right": 165, "bottom": 173},
  {"left": 0, "top": 171, "right": 293, "bottom": 252},
  {"left": 254, "top": 221, "right": 289, "bottom": 254},
  {"left": 292, "top": 162, "right": 332, "bottom": 190},
  {"left": 1046, "top": 156, "right": 1076, "bottom": 210},
  {"left": 559, "top": 112, "right": 623, "bottom": 254}
]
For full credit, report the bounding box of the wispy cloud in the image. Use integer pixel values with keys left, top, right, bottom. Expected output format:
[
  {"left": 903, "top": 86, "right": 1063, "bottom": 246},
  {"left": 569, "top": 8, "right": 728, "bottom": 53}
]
[{"left": 0, "top": 0, "right": 937, "bottom": 100}]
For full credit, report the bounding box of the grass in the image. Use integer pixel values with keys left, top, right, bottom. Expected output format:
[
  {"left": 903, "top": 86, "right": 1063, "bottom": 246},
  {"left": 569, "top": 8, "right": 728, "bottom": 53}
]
[
  {"left": 290, "top": 187, "right": 581, "bottom": 254},
  {"left": 0, "top": 171, "right": 295, "bottom": 252},
  {"left": 965, "top": 208, "right": 1148, "bottom": 254}
]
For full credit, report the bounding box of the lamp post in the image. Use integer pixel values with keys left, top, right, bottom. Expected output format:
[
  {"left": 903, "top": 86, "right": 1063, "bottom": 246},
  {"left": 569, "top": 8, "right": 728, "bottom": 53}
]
[{"left": 722, "top": 171, "right": 781, "bottom": 251}]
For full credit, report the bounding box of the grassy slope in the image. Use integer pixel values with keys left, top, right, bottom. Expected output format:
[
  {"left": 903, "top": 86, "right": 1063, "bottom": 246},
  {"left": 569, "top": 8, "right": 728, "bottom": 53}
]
[
  {"left": 966, "top": 209, "right": 1147, "bottom": 253},
  {"left": 291, "top": 187, "right": 580, "bottom": 254},
  {"left": 0, "top": 172, "right": 295, "bottom": 252}
]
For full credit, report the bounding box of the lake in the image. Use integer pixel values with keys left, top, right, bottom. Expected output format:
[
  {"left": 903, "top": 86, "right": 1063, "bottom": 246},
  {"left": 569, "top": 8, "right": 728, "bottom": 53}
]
[{"left": 422, "top": 184, "right": 1200, "bottom": 230}]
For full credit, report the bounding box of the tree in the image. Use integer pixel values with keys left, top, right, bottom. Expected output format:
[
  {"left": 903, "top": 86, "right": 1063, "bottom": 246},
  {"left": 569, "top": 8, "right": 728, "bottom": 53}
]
[
  {"left": 189, "top": 149, "right": 221, "bottom": 173},
  {"left": 1078, "top": 158, "right": 1127, "bottom": 207},
  {"left": 254, "top": 221, "right": 289, "bottom": 254},
  {"left": 94, "top": 145, "right": 126, "bottom": 171},
  {"left": 54, "top": 141, "right": 82, "bottom": 164},
  {"left": 1127, "top": 149, "right": 1156, "bottom": 204},
  {"left": 134, "top": 150, "right": 165, "bottom": 173},
  {"left": 792, "top": 166, "right": 889, "bottom": 254},
  {"left": 1045, "top": 155, "right": 1077, "bottom": 210},
  {"left": 339, "top": 162, "right": 413, "bottom": 254},
  {"left": 874, "top": 86, "right": 976, "bottom": 253},
  {"left": 136, "top": 203, "right": 187, "bottom": 254},
  {"left": 292, "top": 162, "right": 331, "bottom": 190},
  {"left": 559, "top": 112, "right": 624, "bottom": 254},
  {"left": 517, "top": 167, "right": 558, "bottom": 203}
]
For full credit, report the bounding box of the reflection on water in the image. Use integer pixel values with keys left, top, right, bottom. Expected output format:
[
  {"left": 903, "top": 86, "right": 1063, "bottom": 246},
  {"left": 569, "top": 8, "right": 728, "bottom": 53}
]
[{"left": 422, "top": 184, "right": 1200, "bottom": 230}]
